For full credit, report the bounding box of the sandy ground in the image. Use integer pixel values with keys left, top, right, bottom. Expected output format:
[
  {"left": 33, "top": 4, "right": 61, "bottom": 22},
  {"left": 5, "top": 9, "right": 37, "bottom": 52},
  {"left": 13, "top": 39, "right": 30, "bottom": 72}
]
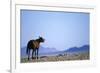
[{"left": 21, "top": 52, "right": 89, "bottom": 63}]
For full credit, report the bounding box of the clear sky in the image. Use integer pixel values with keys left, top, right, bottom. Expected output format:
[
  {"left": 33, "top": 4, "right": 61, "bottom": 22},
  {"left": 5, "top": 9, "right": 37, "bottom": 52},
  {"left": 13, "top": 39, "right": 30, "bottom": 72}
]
[{"left": 21, "top": 10, "right": 89, "bottom": 51}]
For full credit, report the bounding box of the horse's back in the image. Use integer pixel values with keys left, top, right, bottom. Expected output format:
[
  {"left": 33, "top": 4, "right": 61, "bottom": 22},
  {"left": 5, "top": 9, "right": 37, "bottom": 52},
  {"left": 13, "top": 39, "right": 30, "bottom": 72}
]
[
  {"left": 27, "top": 40, "right": 34, "bottom": 49},
  {"left": 33, "top": 41, "right": 39, "bottom": 48},
  {"left": 27, "top": 39, "right": 40, "bottom": 50}
]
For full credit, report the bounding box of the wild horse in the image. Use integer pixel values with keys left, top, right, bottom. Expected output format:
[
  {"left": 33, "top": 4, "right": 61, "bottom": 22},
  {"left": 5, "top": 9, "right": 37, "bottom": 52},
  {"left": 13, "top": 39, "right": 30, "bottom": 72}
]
[{"left": 26, "top": 37, "right": 45, "bottom": 60}]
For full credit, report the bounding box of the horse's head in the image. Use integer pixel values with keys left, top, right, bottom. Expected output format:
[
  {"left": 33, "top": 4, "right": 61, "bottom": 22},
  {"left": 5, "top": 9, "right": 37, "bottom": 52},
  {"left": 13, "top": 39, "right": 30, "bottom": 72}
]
[{"left": 38, "top": 36, "right": 45, "bottom": 42}]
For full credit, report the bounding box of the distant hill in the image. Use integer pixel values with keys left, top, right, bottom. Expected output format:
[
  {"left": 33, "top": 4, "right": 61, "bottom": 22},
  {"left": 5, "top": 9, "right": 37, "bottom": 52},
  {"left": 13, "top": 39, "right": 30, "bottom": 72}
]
[
  {"left": 21, "top": 46, "right": 58, "bottom": 57},
  {"left": 21, "top": 45, "right": 89, "bottom": 57},
  {"left": 66, "top": 45, "right": 89, "bottom": 52},
  {"left": 21, "top": 46, "right": 27, "bottom": 57},
  {"left": 39, "top": 46, "right": 57, "bottom": 54}
]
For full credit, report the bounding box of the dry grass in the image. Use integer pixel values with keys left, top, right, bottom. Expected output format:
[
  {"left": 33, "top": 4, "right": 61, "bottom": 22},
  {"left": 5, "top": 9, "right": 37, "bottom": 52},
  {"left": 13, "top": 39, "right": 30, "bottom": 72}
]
[{"left": 21, "top": 52, "right": 89, "bottom": 63}]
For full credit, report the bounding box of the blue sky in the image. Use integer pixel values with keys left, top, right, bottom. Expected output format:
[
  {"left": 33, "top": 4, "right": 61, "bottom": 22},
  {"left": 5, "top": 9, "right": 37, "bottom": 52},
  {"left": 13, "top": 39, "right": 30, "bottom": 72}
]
[{"left": 21, "top": 10, "right": 89, "bottom": 51}]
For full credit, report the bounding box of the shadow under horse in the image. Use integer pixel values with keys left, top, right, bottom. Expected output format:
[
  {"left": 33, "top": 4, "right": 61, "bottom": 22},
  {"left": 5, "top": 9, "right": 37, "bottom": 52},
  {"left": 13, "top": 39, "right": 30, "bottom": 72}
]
[{"left": 26, "top": 36, "right": 45, "bottom": 60}]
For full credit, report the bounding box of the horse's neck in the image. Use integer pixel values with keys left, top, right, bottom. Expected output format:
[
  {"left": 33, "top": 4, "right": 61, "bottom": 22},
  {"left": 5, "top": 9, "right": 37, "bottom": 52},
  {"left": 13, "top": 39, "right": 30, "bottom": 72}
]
[
  {"left": 34, "top": 40, "right": 40, "bottom": 45},
  {"left": 36, "top": 39, "right": 40, "bottom": 43},
  {"left": 33, "top": 40, "right": 40, "bottom": 48}
]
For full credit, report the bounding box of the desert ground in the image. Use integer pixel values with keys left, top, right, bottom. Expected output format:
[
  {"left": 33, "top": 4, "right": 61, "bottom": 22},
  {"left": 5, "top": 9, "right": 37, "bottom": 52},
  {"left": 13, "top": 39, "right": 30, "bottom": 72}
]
[{"left": 21, "top": 52, "right": 89, "bottom": 63}]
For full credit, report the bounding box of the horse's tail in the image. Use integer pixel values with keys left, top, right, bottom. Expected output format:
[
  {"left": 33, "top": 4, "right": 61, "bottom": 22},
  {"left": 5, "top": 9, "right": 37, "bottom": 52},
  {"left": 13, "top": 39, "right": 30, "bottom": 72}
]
[{"left": 26, "top": 46, "right": 29, "bottom": 55}]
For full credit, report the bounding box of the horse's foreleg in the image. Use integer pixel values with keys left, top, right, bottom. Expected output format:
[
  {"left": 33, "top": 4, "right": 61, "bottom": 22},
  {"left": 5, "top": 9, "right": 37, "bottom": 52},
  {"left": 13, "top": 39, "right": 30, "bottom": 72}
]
[
  {"left": 32, "top": 50, "right": 34, "bottom": 59},
  {"left": 35, "top": 49, "right": 36, "bottom": 59},
  {"left": 32, "top": 50, "right": 33, "bottom": 59},
  {"left": 37, "top": 48, "right": 39, "bottom": 59}
]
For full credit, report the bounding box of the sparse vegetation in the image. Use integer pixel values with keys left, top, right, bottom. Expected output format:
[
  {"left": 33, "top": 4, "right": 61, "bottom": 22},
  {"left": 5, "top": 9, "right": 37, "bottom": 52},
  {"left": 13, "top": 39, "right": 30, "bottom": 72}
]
[{"left": 21, "top": 52, "right": 89, "bottom": 63}]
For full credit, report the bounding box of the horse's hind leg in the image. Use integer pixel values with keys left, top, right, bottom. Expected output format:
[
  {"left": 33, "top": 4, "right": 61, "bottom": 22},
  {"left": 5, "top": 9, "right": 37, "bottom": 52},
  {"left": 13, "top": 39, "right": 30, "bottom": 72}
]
[{"left": 28, "top": 50, "right": 30, "bottom": 60}]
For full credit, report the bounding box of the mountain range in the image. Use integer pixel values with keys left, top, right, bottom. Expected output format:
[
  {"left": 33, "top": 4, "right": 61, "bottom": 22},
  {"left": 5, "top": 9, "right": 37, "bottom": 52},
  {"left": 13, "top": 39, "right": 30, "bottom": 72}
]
[
  {"left": 66, "top": 45, "right": 89, "bottom": 52},
  {"left": 21, "top": 45, "right": 89, "bottom": 57}
]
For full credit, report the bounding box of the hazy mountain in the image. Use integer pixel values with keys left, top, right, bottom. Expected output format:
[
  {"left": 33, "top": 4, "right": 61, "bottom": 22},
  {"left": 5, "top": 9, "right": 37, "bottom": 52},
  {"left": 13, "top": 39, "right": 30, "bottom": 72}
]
[
  {"left": 39, "top": 46, "right": 57, "bottom": 54},
  {"left": 21, "top": 46, "right": 27, "bottom": 57},
  {"left": 21, "top": 45, "right": 89, "bottom": 57},
  {"left": 21, "top": 46, "right": 58, "bottom": 57},
  {"left": 66, "top": 45, "right": 89, "bottom": 52}
]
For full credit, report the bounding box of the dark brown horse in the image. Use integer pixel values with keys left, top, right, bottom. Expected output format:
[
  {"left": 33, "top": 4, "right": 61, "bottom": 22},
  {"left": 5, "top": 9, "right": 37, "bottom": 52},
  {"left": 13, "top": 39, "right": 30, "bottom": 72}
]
[{"left": 26, "top": 36, "right": 45, "bottom": 60}]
